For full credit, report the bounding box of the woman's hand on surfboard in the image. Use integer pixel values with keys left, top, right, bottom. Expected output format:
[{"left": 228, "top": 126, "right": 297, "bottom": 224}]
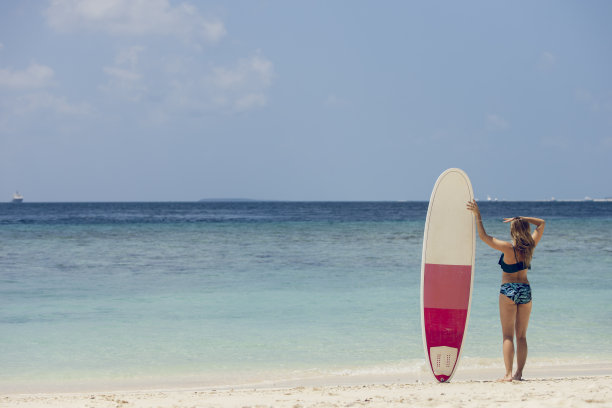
[{"left": 466, "top": 200, "right": 480, "bottom": 216}]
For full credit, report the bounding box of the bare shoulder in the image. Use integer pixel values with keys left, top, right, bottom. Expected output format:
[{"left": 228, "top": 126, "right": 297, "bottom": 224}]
[{"left": 487, "top": 236, "right": 513, "bottom": 252}]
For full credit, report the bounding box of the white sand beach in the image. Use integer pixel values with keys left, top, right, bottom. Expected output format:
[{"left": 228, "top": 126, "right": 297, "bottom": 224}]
[
  {"left": 3, "top": 365, "right": 611, "bottom": 408},
  {"left": 3, "top": 376, "right": 611, "bottom": 408}
]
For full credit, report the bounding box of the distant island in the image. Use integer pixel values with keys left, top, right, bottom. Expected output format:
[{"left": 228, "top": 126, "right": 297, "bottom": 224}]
[{"left": 198, "top": 198, "right": 265, "bottom": 202}]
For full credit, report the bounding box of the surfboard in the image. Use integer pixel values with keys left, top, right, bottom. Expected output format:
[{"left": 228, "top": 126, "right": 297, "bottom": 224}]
[{"left": 420, "top": 168, "right": 475, "bottom": 383}]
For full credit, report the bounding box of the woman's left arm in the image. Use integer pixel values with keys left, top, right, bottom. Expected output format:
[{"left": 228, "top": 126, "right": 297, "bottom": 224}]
[{"left": 524, "top": 217, "right": 546, "bottom": 245}]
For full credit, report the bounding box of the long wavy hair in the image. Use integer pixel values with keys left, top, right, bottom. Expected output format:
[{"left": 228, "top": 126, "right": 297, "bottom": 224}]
[{"left": 510, "top": 218, "right": 535, "bottom": 267}]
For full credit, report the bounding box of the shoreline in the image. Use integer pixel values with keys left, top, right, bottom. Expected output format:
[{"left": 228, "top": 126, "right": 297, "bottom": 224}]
[{"left": 3, "top": 361, "right": 611, "bottom": 395}]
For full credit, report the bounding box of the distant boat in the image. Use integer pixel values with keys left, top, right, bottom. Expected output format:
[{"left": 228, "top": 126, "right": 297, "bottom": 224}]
[{"left": 12, "top": 191, "right": 23, "bottom": 203}]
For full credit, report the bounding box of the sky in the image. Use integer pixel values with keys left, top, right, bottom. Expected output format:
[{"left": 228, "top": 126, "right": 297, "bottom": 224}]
[{"left": 1, "top": 0, "right": 611, "bottom": 202}]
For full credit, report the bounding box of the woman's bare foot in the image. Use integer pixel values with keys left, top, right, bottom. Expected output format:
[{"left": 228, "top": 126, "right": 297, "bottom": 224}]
[
  {"left": 496, "top": 374, "right": 513, "bottom": 382},
  {"left": 512, "top": 372, "right": 523, "bottom": 381}
]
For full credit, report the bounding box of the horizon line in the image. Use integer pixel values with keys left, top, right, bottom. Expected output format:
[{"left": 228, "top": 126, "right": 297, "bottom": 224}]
[{"left": 4, "top": 198, "right": 612, "bottom": 204}]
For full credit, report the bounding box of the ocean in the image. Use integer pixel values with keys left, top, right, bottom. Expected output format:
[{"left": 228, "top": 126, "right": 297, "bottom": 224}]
[{"left": 1, "top": 201, "right": 611, "bottom": 390}]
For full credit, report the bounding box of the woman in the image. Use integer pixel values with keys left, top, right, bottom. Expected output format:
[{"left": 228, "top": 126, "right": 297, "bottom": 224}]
[{"left": 466, "top": 200, "right": 545, "bottom": 381}]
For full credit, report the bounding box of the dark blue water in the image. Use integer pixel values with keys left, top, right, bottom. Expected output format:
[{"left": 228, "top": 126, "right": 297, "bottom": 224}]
[{"left": 3, "top": 201, "right": 611, "bottom": 225}]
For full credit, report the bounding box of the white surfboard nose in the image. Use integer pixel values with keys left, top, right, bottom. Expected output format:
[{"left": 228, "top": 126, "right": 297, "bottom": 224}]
[{"left": 429, "top": 346, "right": 458, "bottom": 376}]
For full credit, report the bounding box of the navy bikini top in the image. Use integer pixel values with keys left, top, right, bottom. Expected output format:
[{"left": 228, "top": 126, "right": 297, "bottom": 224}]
[{"left": 499, "top": 247, "right": 531, "bottom": 273}]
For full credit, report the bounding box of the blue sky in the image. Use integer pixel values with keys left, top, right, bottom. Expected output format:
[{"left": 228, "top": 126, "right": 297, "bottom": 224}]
[{"left": 1, "top": 1, "right": 611, "bottom": 201}]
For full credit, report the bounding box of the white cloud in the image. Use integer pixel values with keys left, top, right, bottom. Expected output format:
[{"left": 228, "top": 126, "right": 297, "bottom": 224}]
[
  {"left": 46, "top": 0, "right": 226, "bottom": 45},
  {"left": 486, "top": 114, "right": 509, "bottom": 132},
  {"left": 0, "top": 63, "right": 55, "bottom": 89},
  {"left": 537, "top": 51, "right": 556, "bottom": 71},
  {"left": 234, "top": 93, "right": 267, "bottom": 111},
  {"left": 210, "top": 55, "right": 274, "bottom": 91},
  {"left": 114, "top": 45, "right": 144, "bottom": 68},
  {"left": 324, "top": 94, "right": 348, "bottom": 108},
  {"left": 575, "top": 87, "right": 612, "bottom": 113},
  {"left": 103, "top": 66, "right": 141, "bottom": 82},
  {"left": 96, "top": 48, "right": 274, "bottom": 115},
  {"left": 207, "top": 54, "right": 274, "bottom": 111},
  {"left": 42, "top": 2, "right": 271, "bottom": 115},
  {"left": 155, "top": 54, "right": 274, "bottom": 117},
  {"left": 100, "top": 46, "right": 146, "bottom": 101},
  {"left": 11, "top": 92, "right": 91, "bottom": 115},
  {"left": 0, "top": 63, "right": 90, "bottom": 121}
]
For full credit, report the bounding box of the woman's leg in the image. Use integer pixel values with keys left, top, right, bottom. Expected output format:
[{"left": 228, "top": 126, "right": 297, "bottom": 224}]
[
  {"left": 513, "top": 301, "right": 533, "bottom": 380},
  {"left": 499, "top": 294, "right": 517, "bottom": 381}
]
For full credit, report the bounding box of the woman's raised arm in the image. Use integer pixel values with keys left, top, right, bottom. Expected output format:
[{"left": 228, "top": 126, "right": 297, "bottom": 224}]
[{"left": 467, "top": 200, "right": 512, "bottom": 251}]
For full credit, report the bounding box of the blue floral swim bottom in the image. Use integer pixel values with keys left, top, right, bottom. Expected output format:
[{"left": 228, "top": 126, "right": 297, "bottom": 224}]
[{"left": 500, "top": 283, "right": 532, "bottom": 304}]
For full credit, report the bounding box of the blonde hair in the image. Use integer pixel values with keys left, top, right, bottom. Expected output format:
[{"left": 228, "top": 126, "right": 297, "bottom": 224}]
[{"left": 510, "top": 218, "right": 535, "bottom": 267}]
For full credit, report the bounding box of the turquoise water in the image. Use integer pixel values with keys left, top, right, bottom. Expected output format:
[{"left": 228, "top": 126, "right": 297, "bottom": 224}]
[{"left": 1, "top": 202, "right": 611, "bottom": 389}]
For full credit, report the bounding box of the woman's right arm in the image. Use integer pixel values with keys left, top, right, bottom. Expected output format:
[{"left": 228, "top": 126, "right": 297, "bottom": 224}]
[{"left": 467, "top": 200, "right": 512, "bottom": 251}]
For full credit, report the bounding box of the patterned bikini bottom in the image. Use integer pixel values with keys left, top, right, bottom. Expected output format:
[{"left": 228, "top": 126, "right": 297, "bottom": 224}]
[{"left": 500, "top": 283, "right": 532, "bottom": 304}]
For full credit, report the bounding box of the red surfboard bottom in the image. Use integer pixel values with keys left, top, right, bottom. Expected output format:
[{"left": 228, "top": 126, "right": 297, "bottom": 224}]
[
  {"left": 423, "top": 263, "right": 472, "bottom": 382},
  {"left": 423, "top": 307, "right": 468, "bottom": 349}
]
